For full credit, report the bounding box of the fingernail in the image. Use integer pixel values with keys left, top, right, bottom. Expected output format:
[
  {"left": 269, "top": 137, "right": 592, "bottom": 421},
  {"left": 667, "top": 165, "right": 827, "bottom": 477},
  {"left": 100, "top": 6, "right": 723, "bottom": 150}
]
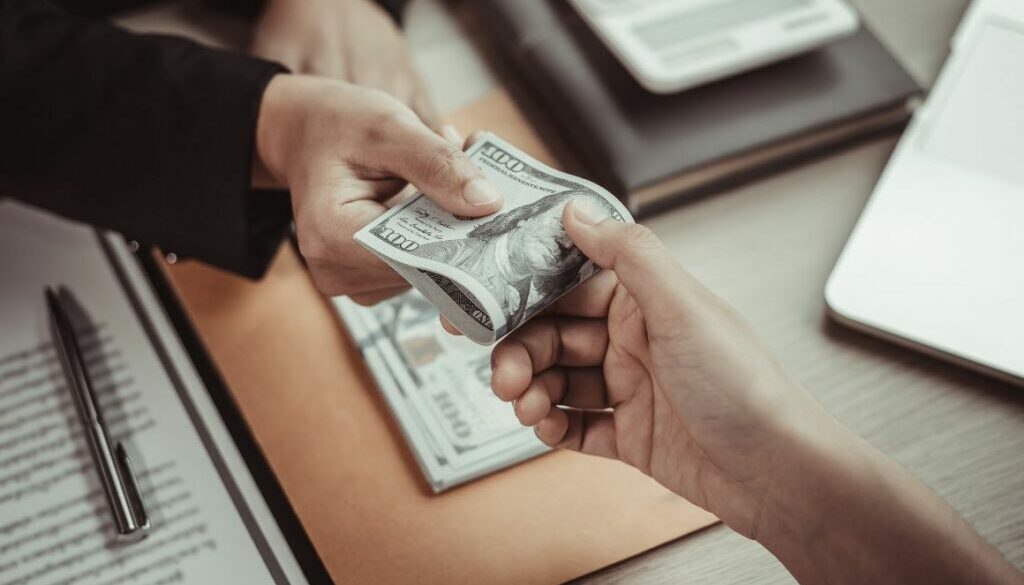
[
  {"left": 463, "top": 179, "right": 503, "bottom": 207},
  {"left": 571, "top": 197, "right": 607, "bottom": 226}
]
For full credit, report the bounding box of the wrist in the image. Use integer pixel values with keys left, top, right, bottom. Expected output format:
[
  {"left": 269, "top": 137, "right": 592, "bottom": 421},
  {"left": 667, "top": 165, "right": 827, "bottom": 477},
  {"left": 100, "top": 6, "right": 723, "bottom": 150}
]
[
  {"left": 253, "top": 73, "right": 294, "bottom": 189},
  {"left": 754, "top": 405, "right": 869, "bottom": 553},
  {"left": 753, "top": 404, "right": 943, "bottom": 583},
  {"left": 256, "top": 74, "right": 340, "bottom": 189},
  {"left": 753, "top": 414, "right": 1019, "bottom": 585}
]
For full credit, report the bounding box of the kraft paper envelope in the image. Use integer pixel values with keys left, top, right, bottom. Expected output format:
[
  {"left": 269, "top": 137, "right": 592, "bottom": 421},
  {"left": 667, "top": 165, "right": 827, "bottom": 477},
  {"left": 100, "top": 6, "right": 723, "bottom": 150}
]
[{"left": 164, "top": 91, "right": 719, "bottom": 584}]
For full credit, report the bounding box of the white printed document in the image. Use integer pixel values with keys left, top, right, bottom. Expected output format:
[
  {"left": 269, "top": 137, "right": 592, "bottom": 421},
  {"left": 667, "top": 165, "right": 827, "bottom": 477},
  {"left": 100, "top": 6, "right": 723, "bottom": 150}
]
[{"left": 0, "top": 201, "right": 316, "bottom": 585}]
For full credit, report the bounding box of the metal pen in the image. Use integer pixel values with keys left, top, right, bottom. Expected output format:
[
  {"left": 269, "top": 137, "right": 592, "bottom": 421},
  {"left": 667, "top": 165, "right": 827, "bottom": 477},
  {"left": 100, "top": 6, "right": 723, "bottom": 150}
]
[{"left": 46, "top": 286, "right": 150, "bottom": 543}]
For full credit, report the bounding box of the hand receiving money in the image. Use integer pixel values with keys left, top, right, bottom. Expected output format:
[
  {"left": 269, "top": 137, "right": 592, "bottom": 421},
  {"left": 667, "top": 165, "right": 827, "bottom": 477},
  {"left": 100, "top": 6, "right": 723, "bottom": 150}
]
[
  {"left": 355, "top": 133, "right": 634, "bottom": 344},
  {"left": 487, "top": 202, "right": 1024, "bottom": 585},
  {"left": 344, "top": 130, "right": 1020, "bottom": 585},
  {"left": 490, "top": 202, "right": 818, "bottom": 538}
]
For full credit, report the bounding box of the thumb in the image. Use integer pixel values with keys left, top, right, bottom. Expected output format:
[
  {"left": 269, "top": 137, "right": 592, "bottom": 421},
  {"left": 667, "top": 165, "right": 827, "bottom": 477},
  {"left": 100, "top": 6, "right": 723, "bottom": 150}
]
[
  {"left": 383, "top": 121, "right": 504, "bottom": 217},
  {"left": 563, "top": 197, "right": 691, "bottom": 314}
]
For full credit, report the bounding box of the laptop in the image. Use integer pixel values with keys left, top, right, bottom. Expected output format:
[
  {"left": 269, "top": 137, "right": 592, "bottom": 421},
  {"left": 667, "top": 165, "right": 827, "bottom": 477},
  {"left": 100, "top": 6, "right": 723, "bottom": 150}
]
[
  {"left": 826, "top": 0, "right": 1024, "bottom": 386},
  {"left": 567, "top": 0, "right": 859, "bottom": 93}
]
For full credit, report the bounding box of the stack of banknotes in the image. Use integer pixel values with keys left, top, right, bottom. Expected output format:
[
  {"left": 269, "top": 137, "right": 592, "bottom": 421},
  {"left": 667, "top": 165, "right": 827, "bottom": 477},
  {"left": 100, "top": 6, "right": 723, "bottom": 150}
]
[
  {"left": 336, "top": 133, "right": 633, "bottom": 490},
  {"left": 335, "top": 292, "right": 549, "bottom": 491}
]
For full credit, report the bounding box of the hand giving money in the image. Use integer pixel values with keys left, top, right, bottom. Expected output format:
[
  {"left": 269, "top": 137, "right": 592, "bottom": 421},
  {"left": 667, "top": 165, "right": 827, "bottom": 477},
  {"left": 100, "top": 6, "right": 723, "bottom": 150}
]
[{"left": 355, "top": 133, "right": 634, "bottom": 344}]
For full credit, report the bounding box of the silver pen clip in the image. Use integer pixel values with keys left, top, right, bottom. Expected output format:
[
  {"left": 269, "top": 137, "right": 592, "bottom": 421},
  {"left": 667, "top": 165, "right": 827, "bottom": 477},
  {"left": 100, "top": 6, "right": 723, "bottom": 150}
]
[{"left": 114, "top": 442, "right": 151, "bottom": 542}]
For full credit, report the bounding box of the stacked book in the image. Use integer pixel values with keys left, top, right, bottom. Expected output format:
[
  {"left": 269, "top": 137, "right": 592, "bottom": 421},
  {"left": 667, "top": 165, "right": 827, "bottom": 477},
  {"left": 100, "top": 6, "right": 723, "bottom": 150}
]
[{"left": 476, "top": 0, "right": 921, "bottom": 216}]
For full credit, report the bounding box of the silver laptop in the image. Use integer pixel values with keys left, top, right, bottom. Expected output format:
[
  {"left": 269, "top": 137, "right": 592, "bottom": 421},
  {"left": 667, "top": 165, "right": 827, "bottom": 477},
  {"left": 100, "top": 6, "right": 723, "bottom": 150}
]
[{"left": 826, "top": 0, "right": 1024, "bottom": 386}]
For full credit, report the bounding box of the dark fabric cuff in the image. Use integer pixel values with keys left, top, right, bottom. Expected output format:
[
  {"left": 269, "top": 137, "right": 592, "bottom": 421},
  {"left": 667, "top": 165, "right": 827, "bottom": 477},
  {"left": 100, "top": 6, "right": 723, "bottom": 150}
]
[
  {"left": 0, "top": 13, "right": 293, "bottom": 278},
  {"left": 123, "top": 52, "right": 293, "bottom": 279},
  {"left": 203, "top": 0, "right": 409, "bottom": 25}
]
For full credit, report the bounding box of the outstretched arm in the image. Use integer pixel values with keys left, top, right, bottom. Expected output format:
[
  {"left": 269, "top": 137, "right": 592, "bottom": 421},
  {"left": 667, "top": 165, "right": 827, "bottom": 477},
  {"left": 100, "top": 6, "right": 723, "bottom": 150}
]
[
  {"left": 0, "top": 0, "right": 290, "bottom": 277},
  {"left": 489, "top": 198, "right": 1023, "bottom": 585},
  {"left": 1, "top": 0, "right": 502, "bottom": 301}
]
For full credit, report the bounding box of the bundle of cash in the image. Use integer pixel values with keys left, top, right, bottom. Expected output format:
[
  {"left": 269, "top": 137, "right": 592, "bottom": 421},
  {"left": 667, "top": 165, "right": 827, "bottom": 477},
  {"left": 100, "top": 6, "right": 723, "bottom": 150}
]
[
  {"left": 355, "top": 132, "right": 634, "bottom": 345},
  {"left": 335, "top": 291, "right": 549, "bottom": 491}
]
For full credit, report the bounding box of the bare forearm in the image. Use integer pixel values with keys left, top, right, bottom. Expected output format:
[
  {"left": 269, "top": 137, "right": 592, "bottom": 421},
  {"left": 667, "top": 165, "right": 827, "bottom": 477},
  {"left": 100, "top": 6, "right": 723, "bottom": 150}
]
[
  {"left": 759, "top": 418, "right": 1022, "bottom": 585},
  {"left": 487, "top": 212, "right": 1022, "bottom": 584}
]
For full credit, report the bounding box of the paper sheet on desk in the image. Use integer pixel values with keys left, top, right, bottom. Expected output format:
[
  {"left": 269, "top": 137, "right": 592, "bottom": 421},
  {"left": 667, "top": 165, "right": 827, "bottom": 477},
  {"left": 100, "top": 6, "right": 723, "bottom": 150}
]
[{"left": 0, "top": 202, "right": 297, "bottom": 585}]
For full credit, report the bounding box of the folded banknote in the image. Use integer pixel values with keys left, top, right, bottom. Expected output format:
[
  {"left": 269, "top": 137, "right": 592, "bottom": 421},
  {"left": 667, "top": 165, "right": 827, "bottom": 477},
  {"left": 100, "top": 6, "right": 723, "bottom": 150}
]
[{"left": 354, "top": 132, "right": 634, "bottom": 344}]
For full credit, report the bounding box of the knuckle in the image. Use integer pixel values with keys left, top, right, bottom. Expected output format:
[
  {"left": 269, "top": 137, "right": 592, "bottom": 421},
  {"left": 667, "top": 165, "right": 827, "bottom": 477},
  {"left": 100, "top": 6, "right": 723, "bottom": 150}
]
[
  {"left": 296, "top": 234, "right": 329, "bottom": 263},
  {"left": 491, "top": 381, "right": 512, "bottom": 402},
  {"left": 512, "top": 398, "right": 528, "bottom": 421},
  {"left": 383, "top": 106, "right": 418, "bottom": 129},
  {"left": 585, "top": 221, "right": 665, "bottom": 274},
  {"left": 619, "top": 224, "right": 662, "bottom": 258},
  {"left": 623, "top": 224, "right": 658, "bottom": 247},
  {"left": 544, "top": 368, "right": 569, "bottom": 403},
  {"left": 365, "top": 104, "right": 418, "bottom": 143},
  {"left": 418, "top": 145, "right": 461, "bottom": 186},
  {"left": 335, "top": 207, "right": 370, "bottom": 238}
]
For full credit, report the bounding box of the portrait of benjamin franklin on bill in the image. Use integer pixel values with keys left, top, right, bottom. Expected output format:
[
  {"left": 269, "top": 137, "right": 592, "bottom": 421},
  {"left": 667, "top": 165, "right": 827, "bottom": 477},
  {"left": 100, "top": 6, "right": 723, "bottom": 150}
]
[{"left": 415, "top": 189, "right": 608, "bottom": 332}]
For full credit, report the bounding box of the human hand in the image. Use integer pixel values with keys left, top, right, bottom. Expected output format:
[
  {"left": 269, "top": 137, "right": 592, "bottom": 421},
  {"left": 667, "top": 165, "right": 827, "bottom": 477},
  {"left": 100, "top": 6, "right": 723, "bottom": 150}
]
[
  {"left": 489, "top": 198, "right": 839, "bottom": 538},
  {"left": 254, "top": 74, "right": 502, "bottom": 304},
  {"left": 489, "top": 199, "right": 1024, "bottom": 585},
  {"left": 251, "top": 0, "right": 438, "bottom": 127}
]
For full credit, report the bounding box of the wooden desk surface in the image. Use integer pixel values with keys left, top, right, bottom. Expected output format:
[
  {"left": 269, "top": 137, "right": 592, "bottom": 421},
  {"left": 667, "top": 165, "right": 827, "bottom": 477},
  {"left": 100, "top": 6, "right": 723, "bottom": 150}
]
[
  {"left": 548, "top": 1, "right": 1024, "bottom": 581},
  {"left": 119, "top": 0, "right": 1024, "bottom": 582}
]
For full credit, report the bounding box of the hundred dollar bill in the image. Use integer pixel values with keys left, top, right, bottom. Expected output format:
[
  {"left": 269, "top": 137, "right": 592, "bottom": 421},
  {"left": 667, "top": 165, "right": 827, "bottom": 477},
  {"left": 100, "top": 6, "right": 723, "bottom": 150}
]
[
  {"left": 334, "top": 291, "right": 548, "bottom": 491},
  {"left": 354, "top": 132, "right": 634, "bottom": 345}
]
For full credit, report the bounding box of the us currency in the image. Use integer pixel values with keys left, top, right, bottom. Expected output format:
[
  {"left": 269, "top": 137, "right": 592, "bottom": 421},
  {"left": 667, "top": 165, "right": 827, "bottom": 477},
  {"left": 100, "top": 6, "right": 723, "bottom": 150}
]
[
  {"left": 334, "top": 291, "right": 548, "bottom": 491},
  {"left": 355, "top": 132, "right": 634, "bottom": 345}
]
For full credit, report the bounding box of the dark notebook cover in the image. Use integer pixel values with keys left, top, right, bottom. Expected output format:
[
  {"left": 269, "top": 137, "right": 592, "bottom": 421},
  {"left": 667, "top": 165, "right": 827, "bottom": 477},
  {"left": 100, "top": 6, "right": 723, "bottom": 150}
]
[{"left": 475, "top": 1, "right": 921, "bottom": 215}]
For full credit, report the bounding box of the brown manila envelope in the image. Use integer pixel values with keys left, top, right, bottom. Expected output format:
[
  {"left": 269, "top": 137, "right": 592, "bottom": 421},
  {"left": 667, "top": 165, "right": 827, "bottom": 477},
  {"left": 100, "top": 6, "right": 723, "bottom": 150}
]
[{"left": 163, "top": 90, "right": 719, "bottom": 584}]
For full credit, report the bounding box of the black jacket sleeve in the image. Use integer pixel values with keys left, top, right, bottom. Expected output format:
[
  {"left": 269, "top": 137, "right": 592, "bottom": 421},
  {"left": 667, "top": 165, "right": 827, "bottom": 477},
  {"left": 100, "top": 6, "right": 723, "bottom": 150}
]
[
  {"left": 203, "top": 0, "right": 410, "bottom": 23},
  {"left": 0, "top": 0, "right": 292, "bottom": 278}
]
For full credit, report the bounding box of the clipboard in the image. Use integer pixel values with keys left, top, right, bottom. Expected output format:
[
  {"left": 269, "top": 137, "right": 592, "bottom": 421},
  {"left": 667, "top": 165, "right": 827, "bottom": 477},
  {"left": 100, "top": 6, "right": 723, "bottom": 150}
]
[
  {"left": 0, "top": 201, "right": 332, "bottom": 585},
  {"left": 129, "top": 243, "right": 333, "bottom": 584}
]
